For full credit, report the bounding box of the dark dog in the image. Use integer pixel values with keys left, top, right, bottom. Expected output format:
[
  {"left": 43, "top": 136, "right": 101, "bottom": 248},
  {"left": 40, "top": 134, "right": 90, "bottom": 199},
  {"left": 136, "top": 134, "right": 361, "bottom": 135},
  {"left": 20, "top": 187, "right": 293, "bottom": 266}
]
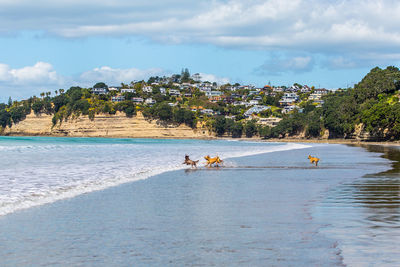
[{"left": 183, "top": 155, "right": 199, "bottom": 168}]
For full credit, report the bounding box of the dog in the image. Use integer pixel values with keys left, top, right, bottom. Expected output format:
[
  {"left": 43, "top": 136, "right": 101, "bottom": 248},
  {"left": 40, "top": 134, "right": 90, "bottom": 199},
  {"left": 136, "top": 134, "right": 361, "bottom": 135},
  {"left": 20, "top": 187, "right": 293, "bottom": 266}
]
[
  {"left": 308, "top": 155, "right": 320, "bottom": 166},
  {"left": 204, "top": 155, "right": 223, "bottom": 167},
  {"left": 183, "top": 155, "right": 199, "bottom": 168}
]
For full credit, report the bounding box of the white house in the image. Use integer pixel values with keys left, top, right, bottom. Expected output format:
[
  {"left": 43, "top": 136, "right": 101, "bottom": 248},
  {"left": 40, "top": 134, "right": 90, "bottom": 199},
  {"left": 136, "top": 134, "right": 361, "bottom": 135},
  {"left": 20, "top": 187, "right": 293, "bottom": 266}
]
[
  {"left": 282, "top": 105, "right": 301, "bottom": 114},
  {"left": 279, "top": 93, "right": 299, "bottom": 106},
  {"left": 201, "top": 109, "right": 214, "bottom": 115},
  {"left": 132, "top": 97, "right": 144, "bottom": 103},
  {"left": 91, "top": 88, "right": 108, "bottom": 95},
  {"left": 244, "top": 105, "right": 270, "bottom": 117},
  {"left": 205, "top": 91, "right": 223, "bottom": 97},
  {"left": 121, "top": 88, "right": 136, "bottom": 93},
  {"left": 168, "top": 89, "right": 180, "bottom": 96},
  {"left": 143, "top": 85, "right": 153, "bottom": 93},
  {"left": 249, "top": 99, "right": 259, "bottom": 105},
  {"left": 145, "top": 98, "right": 156, "bottom": 105},
  {"left": 111, "top": 95, "right": 125, "bottom": 102}
]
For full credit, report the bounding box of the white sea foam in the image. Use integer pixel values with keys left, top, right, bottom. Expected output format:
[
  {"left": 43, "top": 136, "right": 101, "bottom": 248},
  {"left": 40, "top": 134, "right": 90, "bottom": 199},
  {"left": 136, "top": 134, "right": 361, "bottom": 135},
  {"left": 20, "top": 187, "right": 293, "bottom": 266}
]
[{"left": 0, "top": 138, "right": 310, "bottom": 216}]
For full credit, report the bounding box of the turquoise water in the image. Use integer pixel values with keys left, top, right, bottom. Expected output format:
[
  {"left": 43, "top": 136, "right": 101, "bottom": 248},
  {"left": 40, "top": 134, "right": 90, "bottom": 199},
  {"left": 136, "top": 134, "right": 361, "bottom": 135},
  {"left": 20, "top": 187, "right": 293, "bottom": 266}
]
[{"left": 0, "top": 137, "right": 399, "bottom": 266}]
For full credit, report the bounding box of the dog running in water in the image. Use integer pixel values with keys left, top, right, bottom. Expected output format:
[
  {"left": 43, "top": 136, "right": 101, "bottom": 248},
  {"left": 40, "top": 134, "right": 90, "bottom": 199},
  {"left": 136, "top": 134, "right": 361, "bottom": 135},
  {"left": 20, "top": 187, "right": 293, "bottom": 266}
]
[
  {"left": 204, "top": 155, "right": 223, "bottom": 167},
  {"left": 183, "top": 155, "right": 199, "bottom": 168},
  {"left": 308, "top": 155, "right": 320, "bottom": 166}
]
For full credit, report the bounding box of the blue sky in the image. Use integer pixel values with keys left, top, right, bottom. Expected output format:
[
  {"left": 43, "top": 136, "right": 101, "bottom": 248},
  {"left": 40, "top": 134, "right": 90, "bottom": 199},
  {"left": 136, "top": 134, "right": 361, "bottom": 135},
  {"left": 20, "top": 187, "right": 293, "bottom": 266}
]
[{"left": 1, "top": 0, "right": 400, "bottom": 101}]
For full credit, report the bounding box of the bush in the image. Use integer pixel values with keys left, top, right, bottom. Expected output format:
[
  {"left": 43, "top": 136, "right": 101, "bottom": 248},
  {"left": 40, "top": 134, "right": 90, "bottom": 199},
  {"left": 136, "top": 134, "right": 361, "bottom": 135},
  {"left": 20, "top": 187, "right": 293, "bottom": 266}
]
[
  {"left": 231, "top": 122, "right": 243, "bottom": 138},
  {"left": 0, "top": 109, "right": 11, "bottom": 128},
  {"left": 32, "top": 101, "right": 44, "bottom": 115},
  {"left": 244, "top": 120, "right": 258, "bottom": 138}
]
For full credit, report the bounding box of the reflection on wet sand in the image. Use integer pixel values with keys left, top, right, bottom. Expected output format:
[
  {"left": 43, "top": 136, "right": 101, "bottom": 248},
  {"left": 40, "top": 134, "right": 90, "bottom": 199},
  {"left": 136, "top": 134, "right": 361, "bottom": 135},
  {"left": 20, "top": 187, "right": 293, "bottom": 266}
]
[
  {"left": 318, "top": 144, "right": 400, "bottom": 266},
  {"left": 354, "top": 145, "right": 400, "bottom": 221}
]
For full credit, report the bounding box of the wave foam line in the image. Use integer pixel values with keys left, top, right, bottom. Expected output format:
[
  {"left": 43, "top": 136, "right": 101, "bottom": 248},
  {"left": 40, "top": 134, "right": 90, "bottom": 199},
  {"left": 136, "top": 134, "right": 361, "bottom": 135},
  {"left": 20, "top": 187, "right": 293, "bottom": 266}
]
[{"left": 0, "top": 142, "right": 310, "bottom": 217}]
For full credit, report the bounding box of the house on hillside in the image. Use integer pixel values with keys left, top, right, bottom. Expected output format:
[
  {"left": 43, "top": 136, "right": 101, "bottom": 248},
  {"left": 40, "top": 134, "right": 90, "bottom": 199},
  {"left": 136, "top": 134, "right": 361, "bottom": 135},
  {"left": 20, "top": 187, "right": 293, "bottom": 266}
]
[
  {"left": 143, "top": 85, "right": 153, "bottom": 93},
  {"left": 244, "top": 105, "right": 270, "bottom": 117},
  {"left": 282, "top": 105, "right": 302, "bottom": 114},
  {"left": 145, "top": 98, "right": 156, "bottom": 105},
  {"left": 314, "top": 88, "right": 329, "bottom": 95},
  {"left": 279, "top": 93, "right": 299, "bottom": 106},
  {"left": 168, "top": 89, "right": 180, "bottom": 96},
  {"left": 132, "top": 97, "right": 144, "bottom": 103},
  {"left": 91, "top": 87, "right": 108, "bottom": 95},
  {"left": 111, "top": 95, "right": 125, "bottom": 102},
  {"left": 121, "top": 88, "right": 136, "bottom": 93}
]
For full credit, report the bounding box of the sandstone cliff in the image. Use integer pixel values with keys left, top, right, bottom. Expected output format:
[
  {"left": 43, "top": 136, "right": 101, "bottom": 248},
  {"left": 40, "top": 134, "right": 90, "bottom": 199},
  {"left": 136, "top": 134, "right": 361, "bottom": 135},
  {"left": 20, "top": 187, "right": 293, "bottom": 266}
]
[{"left": 3, "top": 112, "right": 212, "bottom": 139}]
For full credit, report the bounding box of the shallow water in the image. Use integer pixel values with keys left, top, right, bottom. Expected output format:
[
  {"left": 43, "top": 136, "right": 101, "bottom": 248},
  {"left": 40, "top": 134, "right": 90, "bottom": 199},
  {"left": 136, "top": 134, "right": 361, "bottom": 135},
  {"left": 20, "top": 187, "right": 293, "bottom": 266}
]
[
  {"left": 0, "top": 136, "right": 306, "bottom": 216},
  {"left": 314, "top": 145, "right": 400, "bottom": 266},
  {"left": 0, "top": 138, "right": 398, "bottom": 266}
]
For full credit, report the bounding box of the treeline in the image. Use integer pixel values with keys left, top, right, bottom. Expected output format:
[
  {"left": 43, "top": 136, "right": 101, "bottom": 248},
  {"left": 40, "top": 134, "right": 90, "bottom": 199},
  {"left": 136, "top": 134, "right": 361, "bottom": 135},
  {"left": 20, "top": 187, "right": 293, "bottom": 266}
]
[
  {"left": 2, "top": 66, "right": 400, "bottom": 140},
  {"left": 142, "top": 102, "right": 196, "bottom": 128},
  {"left": 267, "top": 66, "right": 400, "bottom": 140},
  {"left": 0, "top": 86, "right": 197, "bottom": 130}
]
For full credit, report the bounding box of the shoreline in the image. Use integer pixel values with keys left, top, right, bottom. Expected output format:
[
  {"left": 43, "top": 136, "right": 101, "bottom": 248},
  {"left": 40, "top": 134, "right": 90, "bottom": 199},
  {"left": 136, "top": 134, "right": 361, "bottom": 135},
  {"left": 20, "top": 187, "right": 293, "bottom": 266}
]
[{"left": 4, "top": 133, "right": 400, "bottom": 147}]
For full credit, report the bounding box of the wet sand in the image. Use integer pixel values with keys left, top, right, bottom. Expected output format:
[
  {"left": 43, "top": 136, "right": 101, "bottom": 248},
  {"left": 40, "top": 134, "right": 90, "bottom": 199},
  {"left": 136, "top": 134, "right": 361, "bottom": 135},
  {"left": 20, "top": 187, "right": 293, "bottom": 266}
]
[{"left": 0, "top": 143, "right": 398, "bottom": 266}]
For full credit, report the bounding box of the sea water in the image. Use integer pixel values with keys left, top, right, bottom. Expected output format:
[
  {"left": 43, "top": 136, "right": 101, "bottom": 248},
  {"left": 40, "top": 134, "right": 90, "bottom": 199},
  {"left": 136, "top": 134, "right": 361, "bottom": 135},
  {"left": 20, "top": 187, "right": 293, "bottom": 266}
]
[
  {"left": 0, "top": 137, "right": 399, "bottom": 266},
  {"left": 0, "top": 136, "right": 308, "bottom": 216}
]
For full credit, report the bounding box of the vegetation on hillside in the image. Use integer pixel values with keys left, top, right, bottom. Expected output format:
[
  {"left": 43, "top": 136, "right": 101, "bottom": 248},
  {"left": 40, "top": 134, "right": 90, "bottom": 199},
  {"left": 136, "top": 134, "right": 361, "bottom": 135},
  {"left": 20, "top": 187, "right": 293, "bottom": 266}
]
[{"left": 1, "top": 66, "right": 400, "bottom": 140}]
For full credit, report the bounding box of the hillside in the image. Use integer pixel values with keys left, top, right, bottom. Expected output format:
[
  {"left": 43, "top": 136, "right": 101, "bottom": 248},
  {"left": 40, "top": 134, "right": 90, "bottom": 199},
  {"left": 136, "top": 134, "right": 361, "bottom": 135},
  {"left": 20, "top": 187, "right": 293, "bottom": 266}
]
[{"left": 3, "top": 112, "right": 211, "bottom": 139}]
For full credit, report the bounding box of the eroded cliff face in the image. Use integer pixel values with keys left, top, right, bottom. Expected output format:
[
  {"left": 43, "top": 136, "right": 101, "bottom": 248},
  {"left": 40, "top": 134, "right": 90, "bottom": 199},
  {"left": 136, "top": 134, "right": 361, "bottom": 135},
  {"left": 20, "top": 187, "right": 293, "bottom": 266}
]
[{"left": 3, "top": 112, "right": 211, "bottom": 139}]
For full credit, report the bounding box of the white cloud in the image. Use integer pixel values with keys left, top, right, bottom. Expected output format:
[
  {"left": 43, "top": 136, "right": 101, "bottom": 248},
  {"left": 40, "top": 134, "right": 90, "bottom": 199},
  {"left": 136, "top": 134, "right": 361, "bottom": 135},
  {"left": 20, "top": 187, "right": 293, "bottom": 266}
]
[
  {"left": 0, "top": 62, "right": 66, "bottom": 101},
  {"left": 0, "top": 62, "right": 64, "bottom": 85},
  {"left": 256, "top": 54, "right": 314, "bottom": 75},
  {"left": 1, "top": 0, "right": 400, "bottom": 57},
  {"left": 198, "top": 73, "right": 230, "bottom": 84},
  {"left": 79, "top": 66, "right": 165, "bottom": 85},
  {"left": 0, "top": 62, "right": 171, "bottom": 100}
]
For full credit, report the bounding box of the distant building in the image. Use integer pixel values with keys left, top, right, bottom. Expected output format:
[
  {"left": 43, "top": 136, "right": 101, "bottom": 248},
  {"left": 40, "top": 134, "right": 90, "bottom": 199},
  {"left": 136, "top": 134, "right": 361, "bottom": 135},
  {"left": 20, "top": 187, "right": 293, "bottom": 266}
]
[
  {"left": 121, "top": 88, "right": 136, "bottom": 93},
  {"left": 314, "top": 88, "right": 329, "bottom": 95},
  {"left": 282, "top": 105, "right": 302, "bottom": 114},
  {"left": 249, "top": 99, "right": 259, "bottom": 105},
  {"left": 244, "top": 105, "right": 270, "bottom": 117},
  {"left": 145, "top": 98, "right": 156, "bottom": 105},
  {"left": 279, "top": 93, "right": 299, "bottom": 106},
  {"left": 111, "top": 95, "right": 125, "bottom": 102},
  {"left": 132, "top": 97, "right": 144, "bottom": 103},
  {"left": 168, "top": 89, "right": 180, "bottom": 96},
  {"left": 91, "top": 87, "right": 108, "bottom": 95},
  {"left": 201, "top": 109, "right": 214, "bottom": 115},
  {"left": 143, "top": 85, "right": 153, "bottom": 93}
]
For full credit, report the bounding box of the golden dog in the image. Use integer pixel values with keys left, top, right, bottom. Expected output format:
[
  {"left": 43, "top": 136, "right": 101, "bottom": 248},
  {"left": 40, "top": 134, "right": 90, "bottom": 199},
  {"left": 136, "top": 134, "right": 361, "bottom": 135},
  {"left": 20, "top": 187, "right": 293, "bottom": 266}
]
[
  {"left": 204, "top": 155, "right": 223, "bottom": 167},
  {"left": 308, "top": 155, "right": 320, "bottom": 166},
  {"left": 183, "top": 155, "right": 199, "bottom": 168}
]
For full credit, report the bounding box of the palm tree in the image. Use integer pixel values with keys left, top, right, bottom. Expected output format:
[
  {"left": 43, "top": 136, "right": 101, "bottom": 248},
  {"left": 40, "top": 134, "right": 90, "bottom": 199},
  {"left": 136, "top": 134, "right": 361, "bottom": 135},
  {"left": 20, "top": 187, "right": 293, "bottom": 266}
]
[
  {"left": 40, "top": 92, "right": 45, "bottom": 99},
  {"left": 55, "top": 90, "right": 58, "bottom": 95}
]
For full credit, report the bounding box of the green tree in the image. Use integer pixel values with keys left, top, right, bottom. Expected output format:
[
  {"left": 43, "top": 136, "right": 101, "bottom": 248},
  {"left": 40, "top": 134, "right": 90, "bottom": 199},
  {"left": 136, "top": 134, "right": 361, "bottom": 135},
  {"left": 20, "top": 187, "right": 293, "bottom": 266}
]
[
  {"left": 154, "top": 102, "right": 172, "bottom": 121},
  {"left": 244, "top": 120, "right": 258, "bottom": 138},
  {"left": 93, "top": 82, "right": 108, "bottom": 88},
  {"left": 214, "top": 116, "right": 226, "bottom": 136},
  {"left": 231, "top": 122, "right": 243, "bottom": 138}
]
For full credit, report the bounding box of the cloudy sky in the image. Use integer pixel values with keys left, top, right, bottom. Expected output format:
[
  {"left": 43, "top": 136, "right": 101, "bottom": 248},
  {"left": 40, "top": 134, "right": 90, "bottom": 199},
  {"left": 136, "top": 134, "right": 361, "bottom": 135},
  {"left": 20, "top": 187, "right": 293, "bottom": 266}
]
[{"left": 1, "top": 0, "right": 400, "bottom": 101}]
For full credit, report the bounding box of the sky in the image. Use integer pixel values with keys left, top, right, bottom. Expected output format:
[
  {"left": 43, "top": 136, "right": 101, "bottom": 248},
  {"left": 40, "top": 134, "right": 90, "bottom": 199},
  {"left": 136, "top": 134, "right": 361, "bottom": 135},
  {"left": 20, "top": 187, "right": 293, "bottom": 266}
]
[{"left": 1, "top": 0, "right": 400, "bottom": 101}]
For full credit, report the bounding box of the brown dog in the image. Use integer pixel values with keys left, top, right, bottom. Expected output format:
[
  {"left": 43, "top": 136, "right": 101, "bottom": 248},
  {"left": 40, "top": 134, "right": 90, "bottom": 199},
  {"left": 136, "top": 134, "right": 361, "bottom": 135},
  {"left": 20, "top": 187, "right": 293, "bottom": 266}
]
[
  {"left": 204, "top": 155, "right": 223, "bottom": 167},
  {"left": 308, "top": 155, "right": 320, "bottom": 166},
  {"left": 183, "top": 155, "right": 199, "bottom": 168}
]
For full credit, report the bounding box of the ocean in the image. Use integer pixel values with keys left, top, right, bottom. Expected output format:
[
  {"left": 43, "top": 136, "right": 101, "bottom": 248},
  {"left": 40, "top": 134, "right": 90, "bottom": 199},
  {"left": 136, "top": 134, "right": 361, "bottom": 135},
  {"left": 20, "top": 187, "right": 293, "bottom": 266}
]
[{"left": 0, "top": 137, "right": 399, "bottom": 266}]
